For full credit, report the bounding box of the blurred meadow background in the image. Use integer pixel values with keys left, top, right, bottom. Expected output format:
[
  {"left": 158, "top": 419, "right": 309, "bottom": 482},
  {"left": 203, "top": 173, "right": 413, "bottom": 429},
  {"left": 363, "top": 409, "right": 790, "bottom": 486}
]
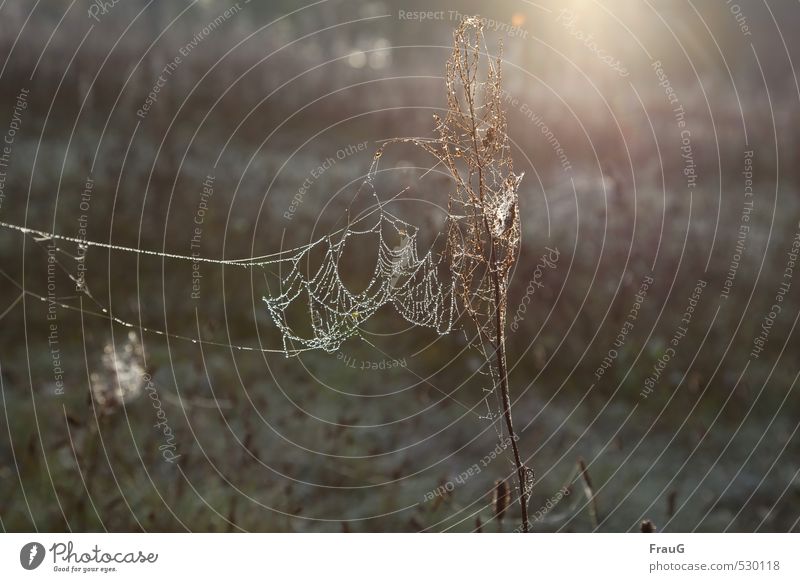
[{"left": 1, "top": 0, "right": 799, "bottom": 532}]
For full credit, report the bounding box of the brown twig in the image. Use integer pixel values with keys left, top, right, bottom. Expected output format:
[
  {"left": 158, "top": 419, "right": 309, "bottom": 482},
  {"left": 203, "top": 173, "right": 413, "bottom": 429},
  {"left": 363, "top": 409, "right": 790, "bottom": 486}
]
[{"left": 384, "top": 17, "right": 529, "bottom": 531}]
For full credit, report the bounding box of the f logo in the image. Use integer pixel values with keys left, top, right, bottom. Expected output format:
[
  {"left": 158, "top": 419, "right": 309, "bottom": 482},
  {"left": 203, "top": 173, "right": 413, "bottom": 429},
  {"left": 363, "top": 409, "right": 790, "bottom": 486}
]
[{"left": 20, "top": 542, "right": 45, "bottom": 570}]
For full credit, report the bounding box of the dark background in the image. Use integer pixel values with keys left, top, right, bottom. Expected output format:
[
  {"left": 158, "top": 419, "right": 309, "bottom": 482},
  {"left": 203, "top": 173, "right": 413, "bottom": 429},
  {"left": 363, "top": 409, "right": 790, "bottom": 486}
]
[{"left": 0, "top": 0, "right": 799, "bottom": 531}]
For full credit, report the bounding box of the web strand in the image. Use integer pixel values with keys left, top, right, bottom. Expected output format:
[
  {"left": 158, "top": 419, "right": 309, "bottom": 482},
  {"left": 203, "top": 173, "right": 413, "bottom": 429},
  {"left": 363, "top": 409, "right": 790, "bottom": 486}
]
[{"left": 0, "top": 156, "right": 457, "bottom": 357}]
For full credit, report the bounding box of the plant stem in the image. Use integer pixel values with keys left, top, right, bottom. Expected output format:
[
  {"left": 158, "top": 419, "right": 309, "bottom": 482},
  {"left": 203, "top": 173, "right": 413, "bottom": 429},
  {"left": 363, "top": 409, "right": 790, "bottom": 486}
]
[{"left": 492, "top": 256, "right": 529, "bottom": 533}]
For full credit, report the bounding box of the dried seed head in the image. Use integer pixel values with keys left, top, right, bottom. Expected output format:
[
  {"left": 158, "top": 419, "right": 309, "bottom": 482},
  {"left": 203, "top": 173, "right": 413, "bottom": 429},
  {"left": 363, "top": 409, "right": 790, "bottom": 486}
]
[
  {"left": 493, "top": 478, "right": 511, "bottom": 522},
  {"left": 640, "top": 519, "right": 657, "bottom": 533},
  {"left": 666, "top": 490, "right": 677, "bottom": 519},
  {"left": 90, "top": 331, "right": 145, "bottom": 415}
]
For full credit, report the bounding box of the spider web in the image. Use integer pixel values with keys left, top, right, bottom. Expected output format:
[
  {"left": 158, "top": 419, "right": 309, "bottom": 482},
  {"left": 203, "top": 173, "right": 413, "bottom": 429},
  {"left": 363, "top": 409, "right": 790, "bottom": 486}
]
[
  {"left": 264, "top": 212, "right": 455, "bottom": 356},
  {"left": 0, "top": 155, "right": 456, "bottom": 357}
]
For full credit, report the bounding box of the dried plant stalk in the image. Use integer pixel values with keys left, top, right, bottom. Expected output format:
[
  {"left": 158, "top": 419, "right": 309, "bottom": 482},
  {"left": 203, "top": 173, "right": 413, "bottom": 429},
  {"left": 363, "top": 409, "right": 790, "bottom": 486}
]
[
  {"left": 391, "top": 17, "right": 530, "bottom": 531},
  {"left": 493, "top": 478, "right": 511, "bottom": 526},
  {"left": 578, "top": 457, "right": 599, "bottom": 528}
]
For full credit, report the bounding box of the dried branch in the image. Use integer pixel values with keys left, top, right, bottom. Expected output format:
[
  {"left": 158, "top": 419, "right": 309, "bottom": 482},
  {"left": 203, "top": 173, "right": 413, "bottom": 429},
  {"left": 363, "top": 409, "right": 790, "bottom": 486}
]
[
  {"left": 382, "top": 17, "right": 530, "bottom": 531},
  {"left": 399, "top": 17, "right": 529, "bottom": 531}
]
